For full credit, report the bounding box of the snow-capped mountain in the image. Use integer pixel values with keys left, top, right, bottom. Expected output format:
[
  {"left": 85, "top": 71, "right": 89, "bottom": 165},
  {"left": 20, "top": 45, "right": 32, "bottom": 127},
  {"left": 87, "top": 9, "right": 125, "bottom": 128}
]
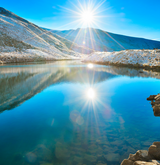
[
  {"left": 52, "top": 28, "right": 160, "bottom": 52},
  {"left": 0, "top": 7, "right": 91, "bottom": 64},
  {"left": 1, "top": 7, "right": 160, "bottom": 65}
]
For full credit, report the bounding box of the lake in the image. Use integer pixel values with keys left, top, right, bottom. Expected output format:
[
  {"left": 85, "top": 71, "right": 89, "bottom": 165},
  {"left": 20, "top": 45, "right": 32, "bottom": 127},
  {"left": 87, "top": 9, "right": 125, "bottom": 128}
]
[{"left": 0, "top": 61, "right": 160, "bottom": 165}]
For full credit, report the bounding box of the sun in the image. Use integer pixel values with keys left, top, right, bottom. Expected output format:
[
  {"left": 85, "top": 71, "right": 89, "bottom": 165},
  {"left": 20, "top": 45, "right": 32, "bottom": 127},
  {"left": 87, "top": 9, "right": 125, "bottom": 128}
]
[
  {"left": 81, "top": 10, "right": 94, "bottom": 24},
  {"left": 58, "top": 0, "right": 108, "bottom": 28}
]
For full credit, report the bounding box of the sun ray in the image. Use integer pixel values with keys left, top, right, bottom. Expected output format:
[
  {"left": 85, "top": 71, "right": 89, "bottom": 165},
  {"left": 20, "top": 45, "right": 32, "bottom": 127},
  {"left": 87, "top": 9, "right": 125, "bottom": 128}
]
[
  {"left": 23, "top": 19, "right": 81, "bottom": 42},
  {"left": 92, "top": 0, "right": 106, "bottom": 13},
  {"left": 69, "top": 0, "right": 85, "bottom": 13},
  {"left": 77, "top": 0, "right": 86, "bottom": 12},
  {"left": 92, "top": 28, "right": 109, "bottom": 51},
  {"left": 21, "top": 0, "right": 125, "bottom": 54},
  {"left": 22, "top": 0, "right": 125, "bottom": 57},
  {"left": 58, "top": 5, "right": 80, "bottom": 15},
  {"left": 89, "top": 27, "right": 95, "bottom": 50},
  {"left": 94, "top": 6, "right": 113, "bottom": 15},
  {"left": 58, "top": 0, "right": 127, "bottom": 52},
  {"left": 88, "top": 17, "right": 126, "bottom": 50},
  {"left": 70, "top": 28, "right": 84, "bottom": 48},
  {"left": 102, "top": 30, "right": 125, "bottom": 50}
]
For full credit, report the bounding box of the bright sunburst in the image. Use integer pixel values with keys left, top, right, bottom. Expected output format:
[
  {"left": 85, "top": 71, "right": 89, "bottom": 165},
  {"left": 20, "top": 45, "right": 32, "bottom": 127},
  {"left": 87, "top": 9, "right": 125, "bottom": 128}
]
[
  {"left": 81, "top": 10, "right": 94, "bottom": 24},
  {"left": 57, "top": 1, "right": 125, "bottom": 52},
  {"left": 87, "top": 88, "right": 95, "bottom": 99},
  {"left": 59, "top": 0, "right": 108, "bottom": 28}
]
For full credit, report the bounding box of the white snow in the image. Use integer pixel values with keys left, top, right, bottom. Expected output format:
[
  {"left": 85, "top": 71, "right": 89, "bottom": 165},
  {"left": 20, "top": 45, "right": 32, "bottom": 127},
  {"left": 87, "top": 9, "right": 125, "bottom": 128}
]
[
  {"left": 0, "top": 48, "right": 82, "bottom": 64},
  {"left": 0, "top": 13, "right": 86, "bottom": 63},
  {"left": 84, "top": 49, "right": 160, "bottom": 67},
  {"left": 1, "top": 9, "right": 160, "bottom": 67}
]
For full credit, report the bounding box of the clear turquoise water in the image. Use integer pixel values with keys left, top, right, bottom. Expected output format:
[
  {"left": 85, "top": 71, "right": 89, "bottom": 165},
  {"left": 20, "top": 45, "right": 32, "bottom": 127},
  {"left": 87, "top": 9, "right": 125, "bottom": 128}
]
[{"left": 0, "top": 61, "right": 160, "bottom": 165}]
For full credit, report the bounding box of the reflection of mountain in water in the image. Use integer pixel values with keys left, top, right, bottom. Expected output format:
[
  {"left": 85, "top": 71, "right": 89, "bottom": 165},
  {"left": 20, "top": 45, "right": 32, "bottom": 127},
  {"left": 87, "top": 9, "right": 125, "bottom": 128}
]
[
  {"left": 1, "top": 62, "right": 160, "bottom": 112},
  {"left": 92, "top": 66, "right": 160, "bottom": 79},
  {"left": 0, "top": 63, "right": 115, "bottom": 112}
]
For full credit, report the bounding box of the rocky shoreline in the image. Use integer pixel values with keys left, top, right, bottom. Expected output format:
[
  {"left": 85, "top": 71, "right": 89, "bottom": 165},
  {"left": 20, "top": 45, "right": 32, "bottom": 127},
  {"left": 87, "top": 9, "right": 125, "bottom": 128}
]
[
  {"left": 120, "top": 94, "right": 160, "bottom": 165},
  {"left": 121, "top": 142, "right": 160, "bottom": 165},
  {"left": 147, "top": 94, "right": 160, "bottom": 116}
]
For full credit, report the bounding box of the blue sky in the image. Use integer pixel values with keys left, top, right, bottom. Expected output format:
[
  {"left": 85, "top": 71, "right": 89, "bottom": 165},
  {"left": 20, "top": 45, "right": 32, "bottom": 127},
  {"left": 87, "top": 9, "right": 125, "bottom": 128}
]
[{"left": 1, "top": 0, "right": 160, "bottom": 41}]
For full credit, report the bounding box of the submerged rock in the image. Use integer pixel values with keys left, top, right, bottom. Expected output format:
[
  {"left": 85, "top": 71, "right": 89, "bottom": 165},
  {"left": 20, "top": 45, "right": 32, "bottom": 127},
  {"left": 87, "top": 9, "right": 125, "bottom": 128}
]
[
  {"left": 55, "top": 142, "right": 70, "bottom": 160},
  {"left": 25, "top": 144, "right": 52, "bottom": 164},
  {"left": 73, "top": 156, "right": 83, "bottom": 163},
  {"left": 96, "top": 162, "right": 107, "bottom": 165},
  {"left": 84, "top": 154, "right": 97, "bottom": 163},
  {"left": 104, "top": 153, "right": 120, "bottom": 162},
  {"left": 25, "top": 152, "right": 37, "bottom": 163},
  {"left": 33, "top": 144, "right": 52, "bottom": 161},
  {"left": 40, "top": 163, "right": 53, "bottom": 165}
]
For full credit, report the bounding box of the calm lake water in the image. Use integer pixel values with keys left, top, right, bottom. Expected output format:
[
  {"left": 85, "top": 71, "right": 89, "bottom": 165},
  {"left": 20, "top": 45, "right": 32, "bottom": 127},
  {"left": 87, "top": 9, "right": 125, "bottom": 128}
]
[{"left": 0, "top": 61, "right": 160, "bottom": 165}]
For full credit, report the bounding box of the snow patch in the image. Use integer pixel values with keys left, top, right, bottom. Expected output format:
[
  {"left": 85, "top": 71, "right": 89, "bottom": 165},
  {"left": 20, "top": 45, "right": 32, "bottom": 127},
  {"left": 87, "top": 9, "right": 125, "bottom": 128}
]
[{"left": 84, "top": 49, "right": 160, "bottom": 67}]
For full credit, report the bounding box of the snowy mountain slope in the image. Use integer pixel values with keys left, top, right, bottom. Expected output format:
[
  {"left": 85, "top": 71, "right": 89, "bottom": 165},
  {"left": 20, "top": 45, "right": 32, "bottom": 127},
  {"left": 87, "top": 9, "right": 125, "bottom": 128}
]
[
  {"left": 84, "top": 49, "right": 160, "bottom": 68},
  {"left": 52, "top": 28, "right": 160, "bottom": 52},
  {"left": 0, "top": 7, "right": 87, "bottom": 63},
  {"left": 43, "top": 28, "right": 93, "bottom": 54}
]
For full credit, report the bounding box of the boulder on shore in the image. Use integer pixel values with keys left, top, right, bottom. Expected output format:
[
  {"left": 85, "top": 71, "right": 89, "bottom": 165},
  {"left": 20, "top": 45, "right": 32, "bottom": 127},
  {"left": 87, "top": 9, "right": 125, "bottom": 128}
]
[
  {"left": 147, "top": 95, "right": 157, "bottom": 101},
  {"left": 134, "top": 161, "right": 158, "bottom": 165},
  {"left": 147, "top": 94, "right": 160, "bottom": 116},
  {"left": 148, "top": 142, "right": 160, "bottom": 161},
  {"left": 121, "top": 159, "right": 134, "bottom": 165},
  {"left": 128, "top": 150, "right": 151, "bottom": 161},
  {"left": 121, "top": 142, "right": 160, "bottom": 165}
]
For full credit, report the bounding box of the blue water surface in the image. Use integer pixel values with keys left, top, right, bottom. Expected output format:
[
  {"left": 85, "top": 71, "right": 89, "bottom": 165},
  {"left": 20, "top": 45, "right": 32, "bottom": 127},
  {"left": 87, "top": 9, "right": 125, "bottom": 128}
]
[{"left": 0, "top": 61, "right": 160, "bottom": 165}]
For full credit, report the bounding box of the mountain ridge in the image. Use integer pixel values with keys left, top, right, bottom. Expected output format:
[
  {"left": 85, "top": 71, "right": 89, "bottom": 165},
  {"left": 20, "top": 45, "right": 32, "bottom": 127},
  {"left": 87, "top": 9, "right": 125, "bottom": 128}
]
[
  {"left": 51, "top": 28, "right": 160, "bottom": 52},
  {"left": 0, "top": 6, "right": 93, "bottom": 54},
  {"left": 0, "top": 7, "right": 90, "bottom": 64},
  {"left": 1, "top": 7, "right": 160, "bottom": 65}
]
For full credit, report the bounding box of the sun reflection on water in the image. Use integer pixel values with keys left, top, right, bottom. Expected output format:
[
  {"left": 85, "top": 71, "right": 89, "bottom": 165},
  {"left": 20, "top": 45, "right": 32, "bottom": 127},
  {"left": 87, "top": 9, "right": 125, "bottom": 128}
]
[
  {"left": 87, "top": 88, "right": 95, "bottom": 99},
  {"left": 88, "top": 63, "right": 94, "bottom": 69}
]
